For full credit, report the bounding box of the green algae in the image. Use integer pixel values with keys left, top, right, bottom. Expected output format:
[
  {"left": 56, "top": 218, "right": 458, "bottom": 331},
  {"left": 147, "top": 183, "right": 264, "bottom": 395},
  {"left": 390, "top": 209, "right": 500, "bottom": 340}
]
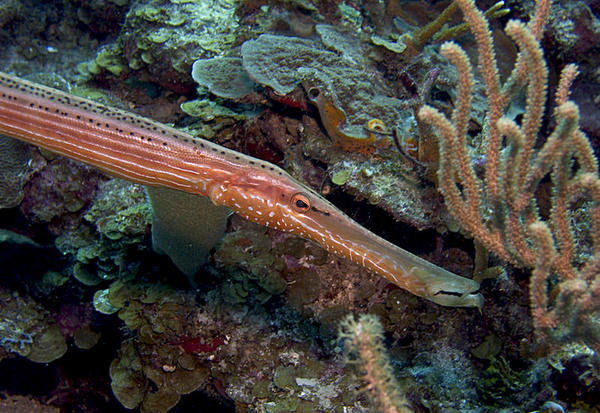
[
  {"left": 331, "top": 169, "right": 352, "bottom": 186},
  {"left": 73, "top": 262, "right": 103, "bottom": 286},
  {"left": 25, "top": 325, "right": 68, "bottom": 364},
  {"left": 213, "top": 229, "right": 289, "bottom": 303},
  {"left": 180, "top": 98, "right": 248, "bottom": 121},
  {"left": 476, "top": 357, "right": 527, "bottom": 404},
  {"left": 149, "top": 28, "right": 170, "bottom": 43},
  {"left": 73, "top": 326, "right": 101, "bottom": 350},
  {"left": 80, "top": 0, "right": 240, "bottom": 82},
  {"left": 221, "top": 280, "right": 249, "bottom": 305},
  {"left": 0, "top": 289, "right": 67, "bottom": 363},
  {"left": 0, "top": 137, "right": 34, "bottom": 209},
  {"left": 56, "top": 179, "right": 150, "bottom": 286},
  {"left": 285, "top": 268, "right": 320, "bottom": 307},
  {"left": 104, "top": 282, "right": 212, "bottom": 412},
  {"left": 471, "top": 334, "right": 503, "bottom": 360},
  {"left": 95, "top": 46, "right": 127, "bottom": 76},
  {"left": 93, "top": 289, "right": 120, "bottom": 315},
  {"left": 252, "top": 380, "right": 270, "bottom": 398}
]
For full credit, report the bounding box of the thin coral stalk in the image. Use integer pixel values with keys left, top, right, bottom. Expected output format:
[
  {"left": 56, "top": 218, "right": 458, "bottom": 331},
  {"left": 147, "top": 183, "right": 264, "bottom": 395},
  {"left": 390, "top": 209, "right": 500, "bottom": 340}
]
[{"left": 339, "top": 314, "right": 413, "bottom": 413}]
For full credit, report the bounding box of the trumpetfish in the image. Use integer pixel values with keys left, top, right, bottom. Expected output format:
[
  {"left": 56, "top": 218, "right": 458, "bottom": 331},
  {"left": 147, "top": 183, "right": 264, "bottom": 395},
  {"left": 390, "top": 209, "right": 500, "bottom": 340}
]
[{"left": 0, "top": 71, "right": 482, "bottom": 308}]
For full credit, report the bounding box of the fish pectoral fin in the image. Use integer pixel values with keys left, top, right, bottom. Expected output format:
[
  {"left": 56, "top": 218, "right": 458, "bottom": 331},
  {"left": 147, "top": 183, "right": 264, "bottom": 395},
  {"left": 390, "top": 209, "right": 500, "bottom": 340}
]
[{"left": 145, "top": 186, "right": 232, "bottom": 280}]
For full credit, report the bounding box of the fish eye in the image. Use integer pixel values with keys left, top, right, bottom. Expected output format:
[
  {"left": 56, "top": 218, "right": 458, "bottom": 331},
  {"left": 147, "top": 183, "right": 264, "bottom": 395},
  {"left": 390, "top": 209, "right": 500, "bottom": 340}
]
[
  {"left": 307, "top": 87, "right": 320, "bottom": 100},
  {"left": 366, "top": 118, "right": 388, "bottom": 134},
  {"left": 291, "top": 193, "right": 311, "bottom": 213}
]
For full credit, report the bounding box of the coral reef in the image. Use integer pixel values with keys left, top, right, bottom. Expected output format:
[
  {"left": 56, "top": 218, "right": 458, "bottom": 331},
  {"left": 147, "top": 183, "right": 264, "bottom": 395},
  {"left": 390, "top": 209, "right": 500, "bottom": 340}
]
[
  {"left": 1, "top": 0, "right": 600, "bottom": 412},
  {"left": 191, "top": 25, "right": 451, "bottom": 228},
  {"left": 0, "top": 288, "right": 67, "bottom": 364},
  {"left": 54, "top": 178, "right": 151, "bottom": 286},
  {"left": 96, "top": 277, "right": 365, "bottom": 412},
  {"left": 20, "top": 158, "right": 105, "bottom": 225},
  {"left": 0, "top": 137, "right": 37, "bottom": 209},
  {"left": 102, "top": 282, "right": 212, "bottom": 412},
  {"left": 78, "top": 0, "right": 240, "bottom": 92}
]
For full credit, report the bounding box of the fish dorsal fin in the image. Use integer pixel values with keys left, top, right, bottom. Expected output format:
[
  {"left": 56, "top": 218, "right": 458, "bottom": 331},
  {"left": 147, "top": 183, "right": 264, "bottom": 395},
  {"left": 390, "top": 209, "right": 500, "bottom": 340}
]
[{"left": 145, "top": 187, "right": 232, "bottom": 280}]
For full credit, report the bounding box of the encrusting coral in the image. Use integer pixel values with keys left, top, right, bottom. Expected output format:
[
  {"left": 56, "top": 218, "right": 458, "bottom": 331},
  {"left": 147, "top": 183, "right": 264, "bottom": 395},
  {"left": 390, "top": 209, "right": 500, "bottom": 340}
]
[
  {"left": 0, "top": 137, "right": 36, "bottom": 209},
  {"left": 104, "top": 281, "right": 212, "bottom": 412},
  {"left": 55, "top": 179, "right": 151, "bottom": 286},
  {"left": 0, "top": 288, "right": 67, "bottom": 364},
  {"left": 78, "top": 0, "right": 240, "bottom": 91},
  {"left": 95, "top": 276, "right": 367, "bottom": 412}
]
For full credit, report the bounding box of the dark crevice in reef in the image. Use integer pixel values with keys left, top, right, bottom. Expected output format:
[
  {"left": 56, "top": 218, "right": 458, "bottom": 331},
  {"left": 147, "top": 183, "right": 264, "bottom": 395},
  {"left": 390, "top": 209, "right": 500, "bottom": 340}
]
[{"left": 327, "top": 189, "right": 475, "bottom": 259}]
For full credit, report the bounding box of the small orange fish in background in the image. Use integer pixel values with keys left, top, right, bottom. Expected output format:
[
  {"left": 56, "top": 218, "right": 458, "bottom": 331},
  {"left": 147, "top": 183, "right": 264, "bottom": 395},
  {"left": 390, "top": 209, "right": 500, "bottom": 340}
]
[{"left": 308, "top": 87, "right": 394, "bottom": 155}]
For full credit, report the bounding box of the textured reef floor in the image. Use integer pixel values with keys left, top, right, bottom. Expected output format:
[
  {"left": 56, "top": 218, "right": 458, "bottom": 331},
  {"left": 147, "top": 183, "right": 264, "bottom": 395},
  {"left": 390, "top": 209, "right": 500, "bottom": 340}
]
[{"left": 1, "top": 0, "right": 600, "bottom": 412}]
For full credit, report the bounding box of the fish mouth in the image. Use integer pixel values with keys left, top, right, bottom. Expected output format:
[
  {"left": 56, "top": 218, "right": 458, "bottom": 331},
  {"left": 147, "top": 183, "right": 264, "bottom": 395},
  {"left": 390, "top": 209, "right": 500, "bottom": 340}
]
[
  {"left": 432, "top": 286, "right": 484, "bottom": 309},
  {"left": 409, "top": 264, "right": 483, "bottom": 309}
]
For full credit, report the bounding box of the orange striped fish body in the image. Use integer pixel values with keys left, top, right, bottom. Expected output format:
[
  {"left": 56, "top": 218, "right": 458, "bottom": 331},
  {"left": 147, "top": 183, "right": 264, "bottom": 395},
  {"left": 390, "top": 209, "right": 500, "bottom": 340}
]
[
  {"left": 0, "top": 73, "right": 244, "bottom": 196},
  {"left": 0, "top": 72, "right": 482, "bottom": 308}
]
